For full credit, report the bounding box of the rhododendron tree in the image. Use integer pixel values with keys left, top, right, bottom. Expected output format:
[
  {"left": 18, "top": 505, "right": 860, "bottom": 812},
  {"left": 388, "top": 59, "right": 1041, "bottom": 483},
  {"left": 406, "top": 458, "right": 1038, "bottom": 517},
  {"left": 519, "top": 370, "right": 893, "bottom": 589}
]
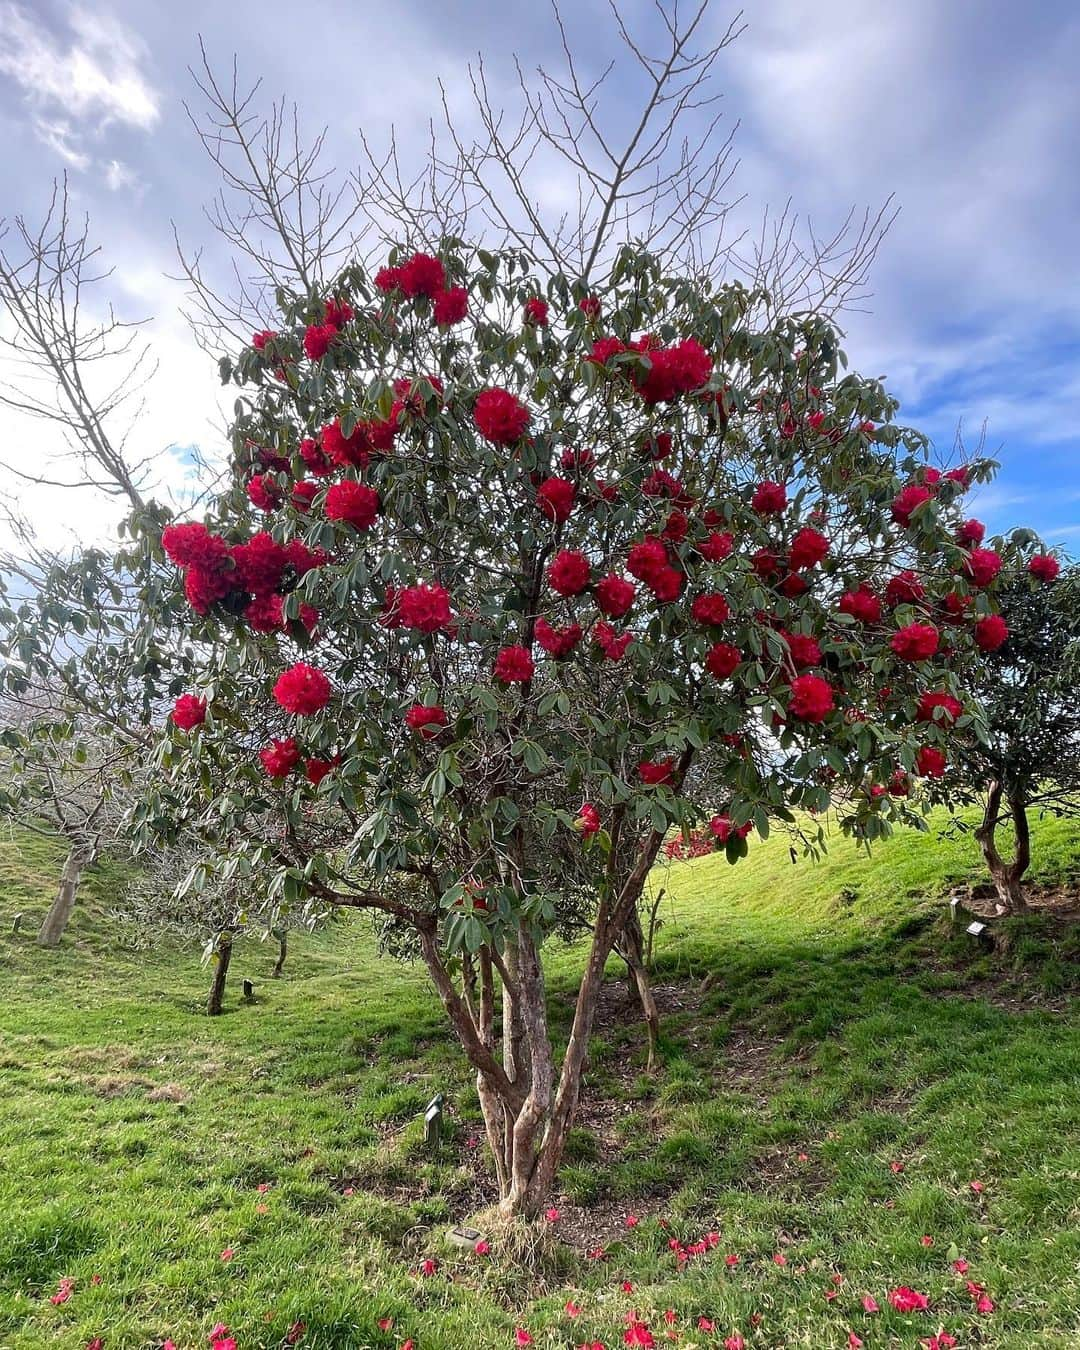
[
  {"left": 941, "top": 559, "right": 1079, "bottom": 912},
  {"left": 141, "top": 240, "right": 1018, "bottom": 1218}
]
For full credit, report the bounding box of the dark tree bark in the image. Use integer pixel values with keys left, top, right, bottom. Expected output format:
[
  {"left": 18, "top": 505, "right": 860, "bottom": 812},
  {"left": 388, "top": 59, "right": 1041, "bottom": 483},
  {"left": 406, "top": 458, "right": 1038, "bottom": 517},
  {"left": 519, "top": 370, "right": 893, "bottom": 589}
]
[
  {"left": 616, "top": 908, "right": 661, "bottom": 1072},
  {"left": 37, "top": 843, "right": 93, "bottom": 948},
  {"left": 975, "top": 778, "right": 1031, "bottom": 915},
  {"left": 207, "top": 932, "right": 234, "bottom": 1015},
  {"left": 271, "top": 929, "right": 287, "bottom": 978}
]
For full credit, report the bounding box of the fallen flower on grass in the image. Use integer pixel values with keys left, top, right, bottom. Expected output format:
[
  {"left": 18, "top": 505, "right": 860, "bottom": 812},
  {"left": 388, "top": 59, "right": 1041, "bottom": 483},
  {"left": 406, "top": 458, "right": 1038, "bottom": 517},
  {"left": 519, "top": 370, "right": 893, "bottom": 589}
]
[
  {"left": 772, "top": 1253, "right": 787, "bottom": 1266},
  {"left": 91, "top": 1275, "right": 101, "bottom": 1286},
  {"left": 219, "top": 1248, "right": 234, "bottom": 1263},
  {"left": 623, "top": 1320, "right": 655, "bottom": 1347},
  {"left": 378, "top": 1318, "right": 394, "bottom": 1331},
  {"left": 663, "top": 1310, "right": 677, "bottom": 1325},
  {"left": 889, "top": 1287, "right": 930, "bottom": 1312},
  {"left": 921, "top": 1335, "right": 957, "bottom": 1350},
  {"left": 588, "top": 1246, "right": 607, "bottom": 1260},
  {"left": 419, "top": 1258, "right": 438, "bottom": 1276},
  {"left": 920, "top": 1235, "right": 935, "bottom": 1247},
  {"left": 285, "top": 1321, "right": 306, "bottom": 1344},
  {"left": 848, "top": 1335, "right": 864, "bottom": 1349},
  {"left": 862, "top": 1295, "right": 879, "bottom": 1313},
  {"left": 475, "top": 1240, "right": 491, "bottom": 1256},
  {"left": 724, "top": 1337, "right": 745, "bottom": 1350},
  {"left": 256, "top": 1183, "right": 271, "bottom": 1193},
  {"left": 890, "top": 1161, "right": 905, "bottom": 1173},
  {"left": 86, "top": 1340, "right": 103, "bottom": 1350},
  {"left": 621, "top": 1281, "right": 635, "bottom": 1293},
  {"left": 952, "top": 1259, "right": 969, "bottom": 1274},
  {"left": 255, "top": 1203, "right": 269, "bottom": 1214},
  {"left": 545, "top": 1208, "right": 561, "bottom": 1222},
  {"left": 724, "top": 1254, "right": 739, "bottom": 1267},
  {"left": 566, "top": 1301, "right": 582, "bottom": 1318},
  {"left": 49, "top": 1278, "right": 74, "bottom": 1305},
  {"left": 625, "top": 1214, "right": 640, "bottom": 1228},
  {"left": 697, "top": 1317, "right": 714, "bottom": 1331},
  {"left": 970, "top": 1180, "right": 984, "bottom": 1194},
  {"left": 514, "top": 1328, "right": 533, "bottom": 1346}
]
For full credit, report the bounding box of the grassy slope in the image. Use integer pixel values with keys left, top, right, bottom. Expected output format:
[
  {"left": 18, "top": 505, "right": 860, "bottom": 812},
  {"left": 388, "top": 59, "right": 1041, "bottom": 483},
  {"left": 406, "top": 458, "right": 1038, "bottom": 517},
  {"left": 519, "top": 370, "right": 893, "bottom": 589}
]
[{"left": 0, "top": 813, "right": 1078, "bottom": 1349}]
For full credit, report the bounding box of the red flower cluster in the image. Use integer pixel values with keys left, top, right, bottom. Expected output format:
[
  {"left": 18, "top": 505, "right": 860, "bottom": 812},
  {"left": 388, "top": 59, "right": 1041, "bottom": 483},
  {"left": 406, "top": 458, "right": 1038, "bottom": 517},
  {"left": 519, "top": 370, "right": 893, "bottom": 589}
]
[
  {"left": 392, "top": 584, "right": 454, "bottom": 633},
  {"left": 261, "top": 737, "right": 300, "bottom": 778},
  {"left": 706, "top": 642, "right": 741, "bottom": 680},
  {"left": 783, "top": 631, "right": 822, "bottom": 668},
  {"left": 788, "top": 674, "right": 835, "bottom": 722},
  {"left": 579, "top": 295, "right": 601, "bottom": 317},
  {"left": 536, "top": 476, "right": 575, "bottom": 523},
  {"left": 975, "top": 613, "right": 1009, "bottom": 651},
  {"left": 535, "top": 618, "right": 583, "bottom": 658},
  {"left": 171, "top": 694, "right": 207, "bottom": 730},
  {"left": 594, "top": 622, "right": 632, "bottom": 661},
  {"left": 956, "top": 517, "right": 986, "bottom": 546},
  {"left": 493, "top": 645, "right": 535, "bottom": 683},
  {"left": 247, "top": 473, "right": 282, "bottom": 512},
  {"left": 627, "top": 535, "right": 682, "bottom": 603},
  {"left": 699, "top": 530, "right": 734, "bottom": 562},
  {"left": 891, "top": 484, "right": 932, "bottom": 526},
  {"left": 691, "top": 592, "right": 731, "bottom": 626},
  {"left": 406, "top": 704, "right": 448, "bottom": 738},
  {"left": 433, "top": 286, "right": 468, "bottom": 325},
  {"left": 596, "top": 574, "right": 635, "bottom": 618},
  {"left": 964, "top": 547, "right": 1002, "bottom": 587},
  {"left": 639, "top": 758, "right": 676, "bottom": 785},
  {"left": 916, "top": 745, "right": 947, "bottom": 778},
  {"left": 917, "top": 691, "right": 963, "bottom": 723},
  {"left": 839, "top": 586, "right": 882, "bottom": 623},
  {"left": 273, "top": 663, "right": 332, "bottom": 716},
  {"left": 631, "top": 338, "right": 713, "bottom": 404},
  {"left": 303, "top": 323, "right": 337, "bottom": 361},
  {"left": 886, "top": 570, "right": 926, "bottom": 607},
  {"left": 752, "top": 480, "right": 787, "bottom": 514},
  {"left": 524, "top": 297, "right": 549, "bottom": 326},
  {"left": 575, "top": 803, "right": 600, "bottom": 836},
  {"left": 162, "top": 522, "right": 229, "bottom": 571},
  {"left": 474, "top": 387, "right": 531, "bottom": 445},
  {"left": 789, "top": 526, "right": 829, "bottom": 570},
  {"left": 1028, "top": 554, "right": 1060, "bottom": 582},
  {"left": 891, "top": 623, "right": 939, "bottom": 661},
  {"left": 325, "top": 480, "right": 380, "bottom": 530},
  {"left": 548, "top": 549, "right": 592, "bottom": 596}
]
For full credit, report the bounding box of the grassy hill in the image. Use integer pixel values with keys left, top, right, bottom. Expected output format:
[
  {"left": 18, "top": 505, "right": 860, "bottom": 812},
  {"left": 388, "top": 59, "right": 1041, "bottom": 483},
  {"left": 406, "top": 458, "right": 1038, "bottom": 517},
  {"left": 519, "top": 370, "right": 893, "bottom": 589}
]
[{"left": 0, "top": 811, "right": 1078, "bottom": 1349}]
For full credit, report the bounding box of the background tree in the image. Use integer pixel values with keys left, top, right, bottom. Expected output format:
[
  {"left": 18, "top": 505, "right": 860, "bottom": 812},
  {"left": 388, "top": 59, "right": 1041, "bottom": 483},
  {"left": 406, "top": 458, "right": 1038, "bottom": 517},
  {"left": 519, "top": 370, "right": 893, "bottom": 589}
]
[
  {"left": 947, "top": 558, "right": 1079, "bottom": 913},
  {"left": 139, "top": 237, "right": 1015, "bottom": 1221}
]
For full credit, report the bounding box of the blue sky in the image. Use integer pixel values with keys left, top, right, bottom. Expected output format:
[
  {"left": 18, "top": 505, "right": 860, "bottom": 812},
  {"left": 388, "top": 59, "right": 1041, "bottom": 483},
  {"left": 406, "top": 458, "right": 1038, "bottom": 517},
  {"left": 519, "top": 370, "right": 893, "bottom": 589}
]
[{"left": 1, "top": 0, "right": 1078, "bottom": 548}]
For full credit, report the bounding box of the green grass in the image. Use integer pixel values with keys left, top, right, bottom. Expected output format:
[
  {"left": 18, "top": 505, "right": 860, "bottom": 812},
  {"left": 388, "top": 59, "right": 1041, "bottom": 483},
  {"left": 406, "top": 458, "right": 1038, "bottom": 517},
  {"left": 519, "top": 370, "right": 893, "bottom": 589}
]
[{"left": 1, "top": 811, "right": 1078, "bottom": 1349}]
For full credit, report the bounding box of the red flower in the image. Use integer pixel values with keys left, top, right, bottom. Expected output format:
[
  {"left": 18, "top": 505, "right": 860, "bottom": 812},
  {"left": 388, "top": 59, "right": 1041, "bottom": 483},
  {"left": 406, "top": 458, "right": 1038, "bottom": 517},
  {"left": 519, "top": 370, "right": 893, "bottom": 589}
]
[
  {"left": 917, "top": 691, "right": 963, "bottom": 723},
  {"left": 535, "top": 617, "right": 584, "bottom": 658},
  {"left": 710, "top": 814, "right": 751, "bottom": 842},
  {"left": 397, "top": 583, "right": 453, "bottom": 633},
  {"left": 261, "top": 738, "right": 300, "bottom": 777},
  {"left": 49, "top": 1278, "right": 74, "bottom": 1305},
  {"left": 594, "top": 622, "right": 632, "bottom": 661},
  {"left": 321, "top": 417, "right": 369, "bottom": 469},
  {"left": 752, "top": 547, "right": 781, "bottom": 579},
  {"left": 922, "top": 1335, "right": 957, "bottom": 1350},
  {"left": 575, "top": 803, "right": 601, "bottom": 838},
  {"left": 579, "top": 295, "right": 601, "bottom": 317},
  {"left": 596, "top": 574, "right": 636, "bottom": 618},
  {"left": 639, "top": 758, "right": 676, "bottom": 785},
  {"left": 285, "top": 1321, "right": 307, "bottom": 1346},
  {"left": 649, "top": 566, "right": 684, "bottom": 603},
  {"left": 957, "top": 518, "right": 986, "bottom": 546},
  {"left": 406, "top": 704, "right": 448, "bottom": 738},
  {"left": 474, "top": 388, "right": 530, "bottom": 444},
  {"left": 1028, "top": 554, "right": 1060, "bottom": 582},
  {"left": 885, "top": 570, "right": 926, "bottom": 607},
  {"left": 631, "top": 338, "right": 713, "bottom": 403},
  {"left": 723, "top": 1338, "right": 745, "bottom": 1350},
  {"left": 273, "top": 663, "right": 332, "bottom": 715},
  {"left": 325, "top": 480, "right": 380, "bottom": 531},
  {"left": 299, "top": 436, "right": 333, "bottom": 476},
  {"left": 891, "top": 623, "right": 939, "bottom": 661},
  {"left": 433, "top": 286, "right": 468, "bottom": 325},
  {"left": 304, "top": 756, "right": 339, "bottom": 785},
  {"left": 399, "top": 252, "right": 446, "bottom": 299},
  {"left": 185, "top": 566, "right": 232, "bottom": 614},
  {"left": 891, "top": 484, "right": 932, "bottom": 526},
  {"left": 252, "top": 329, "right": 277, "bottom": 351},
  {"left": 975, "top": 614, "right": 1008, "bottom": 651},
  {"left": 751, "top": 480, "right": 787, "bottom": 514},
  {"left": 324, "top": 296, "right": 353, "bottom": 328},
  {"left": 588, "top": 336, "right": 627, "bottom": 365},
  {"left": 782, "top": 631, "right": 822, "bottom": 668},
  {"left": 524, "top": 297, "right": 549, "bottom": 326},
  {"left": 691, "top": 592, "right": 731, "bottom": 626},
  {"left": 172, "top": 694, "right": 207, "bottom": 730},
  {"left": 788, "top": 674, "right": 835, "bottom": 722},
  {"left": 889, "top": 1286, "right": 930, "bottom": 1312},
  {"left": 303, "top": 323, "right": 337, "bottom": 361},
  {"left": 623, "top": 1320, "right": 655, "bottom": 1348},
  {"left": 706, "top": 642, "right": 741, "bottom": 680},
  {"left": 374, "top": 265, "right": 403, "bottom": 293},
  {"left": 162, "top": 522, "right": 229, "bottom": 571},
  {"left": 862, "top": 1295, "right": 880, "bottom": 1313},
  {"left": 699, "top": 530, "right": 734, "bottom": 562},
  {"left": 916, "top": 745, "right": 947, "bottom": 778},
  {"left": 548, "top": 549, "right": 592, "bottom": 596},
  {"left": 537, "top": 476, "right": 576, "bottom": 523},
  {"left": 789, "top": 527, "right": 829, "bottom": 570},
  {"left": 494, "top": 645, "right": 535, "bottom": 683},
  {"left": 291, "top": 480, "right": 318, "bottom": 512},
  {"left": 964, "top": 548, "right": 1002, "bottom": 587},
  {"left": 514, "top": 1329, "right": 533, "bottom": 1347},
  {"left": 246, "top": 474, "right": 283, "bottom": 512},
  {"left": 627, "top": 536, "right": 669, "bottom": 584}
]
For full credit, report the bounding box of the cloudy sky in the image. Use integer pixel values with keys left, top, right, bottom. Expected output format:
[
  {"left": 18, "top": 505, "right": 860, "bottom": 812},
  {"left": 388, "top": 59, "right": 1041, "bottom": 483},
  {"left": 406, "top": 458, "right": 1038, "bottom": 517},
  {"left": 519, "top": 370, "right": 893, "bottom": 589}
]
[{"left": 1, "top": 0, "right": 1078, "bottom": 549}]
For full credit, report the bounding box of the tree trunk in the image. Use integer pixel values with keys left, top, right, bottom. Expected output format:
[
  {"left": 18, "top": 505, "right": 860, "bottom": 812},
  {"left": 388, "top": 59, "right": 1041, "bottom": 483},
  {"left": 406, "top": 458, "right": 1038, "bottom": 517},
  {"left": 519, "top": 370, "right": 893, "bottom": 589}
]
[
  {"left": 975, "top": 778, "right": 1030, "bottom": 915},
  {"left": 37, "top": 844, "right": 91, "bottom": 948},
  {"left": 272, "top": 930, "right": 287, "bottom": 977},
  {"left": 207, "top": 933, "right": 234, "bottom": 1015},
  {"left": 616, "top": 908, "right": 660, "bottom": 1072}
]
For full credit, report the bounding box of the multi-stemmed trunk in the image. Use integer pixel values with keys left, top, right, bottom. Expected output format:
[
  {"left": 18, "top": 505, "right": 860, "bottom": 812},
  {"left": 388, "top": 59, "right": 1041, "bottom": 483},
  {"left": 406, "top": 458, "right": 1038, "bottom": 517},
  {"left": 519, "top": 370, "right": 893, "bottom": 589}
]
[
  {"left": 417, "top": 825, "right": 669, "bottom": 1219},
  {"left": 37, "top": 843, "right": 94, "bottom": 948},
  {"left": 975, "top": 777, "right": 1031, "bottom": 915}
]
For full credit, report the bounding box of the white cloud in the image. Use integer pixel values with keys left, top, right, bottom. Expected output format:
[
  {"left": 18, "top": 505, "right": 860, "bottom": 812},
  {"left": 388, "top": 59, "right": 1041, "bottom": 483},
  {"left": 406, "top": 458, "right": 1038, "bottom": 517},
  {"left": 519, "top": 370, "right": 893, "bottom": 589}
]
[{"left": 0, "top": 2, "right": 159, "bottom": 176}]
